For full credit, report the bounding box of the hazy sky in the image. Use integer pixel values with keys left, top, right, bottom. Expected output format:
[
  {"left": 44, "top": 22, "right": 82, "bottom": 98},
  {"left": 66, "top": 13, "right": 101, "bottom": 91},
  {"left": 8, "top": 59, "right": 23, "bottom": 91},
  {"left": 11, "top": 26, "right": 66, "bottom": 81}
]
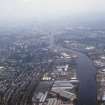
[{"left": 0, "top": 0, "right": 105, "bottom": 22}]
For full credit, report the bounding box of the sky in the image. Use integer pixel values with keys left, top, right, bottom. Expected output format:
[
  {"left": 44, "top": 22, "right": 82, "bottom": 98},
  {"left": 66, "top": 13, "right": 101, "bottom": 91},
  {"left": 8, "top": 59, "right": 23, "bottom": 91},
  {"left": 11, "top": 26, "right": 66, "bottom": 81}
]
[{"left": 0, "top": 0, "right": 105, "bottom": 22}]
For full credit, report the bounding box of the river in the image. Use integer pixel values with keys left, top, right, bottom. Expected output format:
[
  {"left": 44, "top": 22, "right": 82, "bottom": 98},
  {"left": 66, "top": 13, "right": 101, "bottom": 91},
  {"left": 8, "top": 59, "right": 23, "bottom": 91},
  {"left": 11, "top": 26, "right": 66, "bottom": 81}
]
[
  {"left": 76, "top": 52, "right": 96, "bottom": 105},
  {"left": 55, "top": 46, "right": 97, "bottom": 105}
]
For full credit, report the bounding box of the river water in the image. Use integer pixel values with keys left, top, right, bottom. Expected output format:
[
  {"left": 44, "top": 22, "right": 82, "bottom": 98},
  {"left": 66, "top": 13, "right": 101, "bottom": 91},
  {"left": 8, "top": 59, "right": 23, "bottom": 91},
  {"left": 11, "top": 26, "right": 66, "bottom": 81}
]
[
  {"left": 76, "top": 52, "right": 96, "bottom": 105},
  {"left": 55, "top": 46, "right": 97, "bottom": 105}
]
